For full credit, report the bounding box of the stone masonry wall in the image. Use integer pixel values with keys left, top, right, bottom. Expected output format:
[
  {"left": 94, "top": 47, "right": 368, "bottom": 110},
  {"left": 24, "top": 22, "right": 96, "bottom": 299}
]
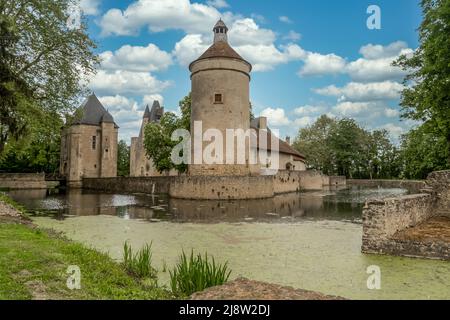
[
  {"left": 169, "top": 175, "right": 274, "bottom": 200},
  {"left": 362, "top": 194, "right": 435, "bottom": 253},
  {"left": 348, "top": 179, "right": 425, "bottom": 193},
  {"left": 362, "top": 170, "right": 450, "bottom": 260},
  {"left": 82, "top": 170, "right": 332, "bottom": 200},
  {"left": 0, "top": 173, "right": 47, "bottom": 189},
  {"left": 426, "top": 170, "right": 450, "bottom": 217},
  {"left": 83, "top": 176, "right": 173, "bottom": 194}
]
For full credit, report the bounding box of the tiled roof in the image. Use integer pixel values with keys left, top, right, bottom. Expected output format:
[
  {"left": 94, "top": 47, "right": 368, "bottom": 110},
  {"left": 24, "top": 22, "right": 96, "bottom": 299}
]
[
  {"left": 251, "top": 126, "right": 306, "bottom": 160},
  {"left": 190, "top": 41, "right": 251, "bottom": 68},
  {"left": 73, "top": 94, "right": 118, "bottom": 127}
]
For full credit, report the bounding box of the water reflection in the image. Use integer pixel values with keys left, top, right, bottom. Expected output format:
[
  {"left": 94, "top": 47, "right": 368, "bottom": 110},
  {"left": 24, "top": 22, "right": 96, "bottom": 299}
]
[{"left": 7, "top": 186, "right": 408, "bottom": 224}]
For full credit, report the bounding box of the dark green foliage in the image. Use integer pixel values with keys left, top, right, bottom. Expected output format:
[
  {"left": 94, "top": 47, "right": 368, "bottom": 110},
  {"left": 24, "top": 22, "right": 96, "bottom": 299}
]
[
  {"left": 394, "top": 0, "right": 450, "bottom": 165},
  {"left": 169, "top": 250, "right": 231, "bottom": 296},
  {"left": 117, "top": 140, "right": 130, "bottom": 177},
  {"left": 143, "top": 94, "right": 191, "bottom": 174},
  {"left": 123, "top": 241, "right": 157, "bottom": 279}
]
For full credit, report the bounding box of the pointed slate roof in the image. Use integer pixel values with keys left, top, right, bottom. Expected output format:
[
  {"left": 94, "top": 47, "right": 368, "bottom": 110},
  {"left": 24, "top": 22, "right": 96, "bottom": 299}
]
[
  {"left": 73, "top": 94, "right": 118, "bottom": 127},
  {"left": 145, "top": 100, "right": 164, "bottom": 122}
]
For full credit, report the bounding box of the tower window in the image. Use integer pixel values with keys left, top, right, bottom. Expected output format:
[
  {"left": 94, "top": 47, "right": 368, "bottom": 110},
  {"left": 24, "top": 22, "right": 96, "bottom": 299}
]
[
  {"left": 92, "top": 136, "right": 96, "bottom": 150},
  {"left": 214, "top": 93, "right": 223, "bottom": 104}
]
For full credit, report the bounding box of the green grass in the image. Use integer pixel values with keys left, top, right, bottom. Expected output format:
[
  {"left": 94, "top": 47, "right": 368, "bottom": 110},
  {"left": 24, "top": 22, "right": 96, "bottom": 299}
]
[
  {"left": 0, "top": 222, "right": 171, "bottom": 300},
  {"left": 123, "top": 241, "right": 157, "bottom": 280},
  {"left": 170, "top": 250, "right": 231, "bottom": 297}
]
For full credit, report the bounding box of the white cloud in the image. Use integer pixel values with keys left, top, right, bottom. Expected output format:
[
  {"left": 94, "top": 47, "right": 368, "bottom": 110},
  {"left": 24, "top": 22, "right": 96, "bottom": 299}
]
[
  {"left": 90, "top": 70, "right": 171, "bottom": 95},
  {"left": 206, "top": 0, "right": 229, "bottom": 9},
  {"left": 384, "top": 108, "right": 400, "bottom": 118},
  {"left": 99, "top": 0, "right": 222, "bottom": 36},
  {"left": 294, "top": 105, "right": 325, "bottom": 116},
  {"left": 143, "top": 94, "right": 164, "bottom": 107},
  {"left": 283, "top": 30, "right": 301, "bottom": 42},
  {"left": 100, "top": 44, "right": 172, "bottom": 72},
  {"left": 279, "top": 16, "right": 293, "bottom": 24},
  {"left": 228, "top": 18, "right": 276, "bottom": 46},
  {"left": 293, "top": 116, "right": 315, "bottom": 127},
  {"left": 173, "top": 29, "right": 306, "bottom": 72},
  {"left": 359, "top": 41, "right": 410, "bottom": 60},
  {"left": 379, "top": 123, "right": 405, "bottom": 140},
  {"left": 314, "top": 81, "right": 404, "bottom": 102},
  {"left": 261, "top": 107, "right": 290, "bottom": 126},
  {"left": 299, "top": 52, "right": 346, "bottom": 76},
  {"left": 345, "top": 56, "right": 410, "bottom": 82},
  {"left": 172, "top": 34, "right": 209, "bottom": 66},
  {"left": 297, "top": 41, "right": 414, "bottom": 81},
  {"left": 79, "top": 0, "right": 101, "bottom": 16}
]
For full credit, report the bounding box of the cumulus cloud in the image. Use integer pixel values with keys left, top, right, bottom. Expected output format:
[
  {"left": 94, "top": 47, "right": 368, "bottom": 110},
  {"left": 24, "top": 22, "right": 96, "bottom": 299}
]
[
  {"left": 261, "top": 107, "right": 291, "bottom": 126},
  {"left": 297, "top": 41, "right": 413, "bottom": 81},
  {"left": 314, "top": 81, "right": 404, "bottom": 102},
  {"left": 294, "top": 105, "right": 326, "bottom": 116},
  {"left": 79, "top": 0, "right": 101, "bottom": 16},
  {"left": 359, "top": 41, "right": 410, "bottom": 60},
  {"left": 206, "top": 0, "right": 229, "bottom": 8},
  {"left": 172, "top": 34, "right": 209, "bottom": 66},
  {"left": 99, "top": 0, "right": 222, "bottom": 36},
  {"left": 298, "top": 52, "right": 346, "bottom": 76},
  {"left": 293, "top": 116, "right": 315, "bottom": 127},
  {"left": 100, "top": 44, "right": 173, "bottom": 72},
  {"left": 90, "top": 70, "right": 171, "bottom": 95},
  {"left": 172, "top": 23, "right": 306, "bottom": 72},
  {"left": 228, "top": 18, "right": 276, "bottom": 46}
]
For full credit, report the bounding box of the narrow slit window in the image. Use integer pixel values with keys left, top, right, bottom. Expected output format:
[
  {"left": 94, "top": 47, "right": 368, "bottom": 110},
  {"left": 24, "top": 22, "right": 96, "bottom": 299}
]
[
  {"left": 214, "top": 94, "right": 223, "bottom": 103},
  {"left": 92, "top": 136, "right": 96, "bottom": 150}
]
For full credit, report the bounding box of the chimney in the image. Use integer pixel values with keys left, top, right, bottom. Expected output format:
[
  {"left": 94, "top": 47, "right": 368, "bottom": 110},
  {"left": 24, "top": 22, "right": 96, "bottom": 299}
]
[
  {"left": 286, "top": 136, "right": 291, "bottom": 145},
  {"left": 258, "top": 117, "right": 267, "bottom": 130}
]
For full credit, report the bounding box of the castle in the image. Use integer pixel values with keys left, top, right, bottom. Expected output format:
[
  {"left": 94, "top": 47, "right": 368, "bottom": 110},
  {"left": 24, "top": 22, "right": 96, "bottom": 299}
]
[
  {"left": 59, "top": 94, "right": 118, "bottom": 187},
  {"left": 61, "top": 20, "right": 306, "bottom": 186}
]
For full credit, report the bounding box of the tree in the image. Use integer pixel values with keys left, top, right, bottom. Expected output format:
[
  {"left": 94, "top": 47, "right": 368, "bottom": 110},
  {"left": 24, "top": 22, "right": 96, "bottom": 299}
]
[
  {"left": 293, "top": 116, "right": 400, "bottom": 179},
  {"left": 0, "top": 0, "right": 98, "bottom": 155},
  {"left": 143, "top": 94, "right": 191, "bottom": 174},
  {"left": 394, "top": 0, "right": 450, "bottom": 165},
  {"left": 293, "top": 115, "right": 336, "bottom": 175},
  {"left": 117, "top": 140, "right": 130, "bottom": 177},
  {"left": 399, "top": 125, "right": 449, "bottom": 179},
  {"left": 0, "top": 109, "right": 63, "bottom": 173}
]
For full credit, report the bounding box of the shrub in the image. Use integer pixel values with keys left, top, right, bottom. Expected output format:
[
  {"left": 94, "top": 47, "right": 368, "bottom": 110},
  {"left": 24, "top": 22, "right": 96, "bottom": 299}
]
[
  {"left": 123, "top": 241, "right": 157, "bottom": 279},
  {"left": 169, "top": 250, "right": 231, "bottom": 296}
]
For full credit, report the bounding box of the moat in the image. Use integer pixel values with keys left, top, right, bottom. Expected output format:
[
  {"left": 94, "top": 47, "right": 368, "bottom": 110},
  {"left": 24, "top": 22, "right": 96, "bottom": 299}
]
[{"left": 8, "top": 187, "right": 450, "bottom": 300}]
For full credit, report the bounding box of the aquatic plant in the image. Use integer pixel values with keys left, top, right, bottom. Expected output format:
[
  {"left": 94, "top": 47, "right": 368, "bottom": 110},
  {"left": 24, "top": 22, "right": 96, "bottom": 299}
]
[
  {"left": 169, "top": 250, "right": 231, "bottom": 296},
  {"left": 123, "top": 241, "right": 157, "bottom": 279}
]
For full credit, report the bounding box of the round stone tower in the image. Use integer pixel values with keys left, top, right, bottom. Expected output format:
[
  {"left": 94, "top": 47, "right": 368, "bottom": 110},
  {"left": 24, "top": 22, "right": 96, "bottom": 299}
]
[{"left": 189, "top": 19, "right": 257, "bottom": 176}]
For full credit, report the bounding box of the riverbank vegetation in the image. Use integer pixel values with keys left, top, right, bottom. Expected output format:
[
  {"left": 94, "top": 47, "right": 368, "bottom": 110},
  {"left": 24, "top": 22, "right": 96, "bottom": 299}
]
[
  {"left": 170, "top": 251, "right": 231, "bottom": 297},
  {"left": 0, "top": 196, "right": 171, "bottom": 300}
]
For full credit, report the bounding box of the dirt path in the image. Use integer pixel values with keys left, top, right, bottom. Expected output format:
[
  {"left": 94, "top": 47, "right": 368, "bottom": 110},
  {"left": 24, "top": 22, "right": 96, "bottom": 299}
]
[{"left": 191, "top": 277, "right": 346, "bottom": 300}]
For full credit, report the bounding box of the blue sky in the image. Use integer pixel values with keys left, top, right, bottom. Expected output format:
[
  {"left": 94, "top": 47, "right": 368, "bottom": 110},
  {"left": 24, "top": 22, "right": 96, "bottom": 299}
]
[{"left": 77, "top": 0, "right": 422, "bottom": 142}]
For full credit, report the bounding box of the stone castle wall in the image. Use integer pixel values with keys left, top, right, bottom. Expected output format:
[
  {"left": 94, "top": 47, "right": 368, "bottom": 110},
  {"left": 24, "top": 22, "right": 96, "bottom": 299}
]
[
  {"left": 0, "top": 173, "right": 47, "bottom": 189},
  {"left": 82, "top": 170, "right": 334, "bottom": 200},
  {"left": 362, "top": 170, "right": 450, "bottom": 260},
  {"left": 169, "top": 175, "right": 273, "bottom": 200},
  {"left": 348, "top": 179, "right": 425, "bottom": 193}
]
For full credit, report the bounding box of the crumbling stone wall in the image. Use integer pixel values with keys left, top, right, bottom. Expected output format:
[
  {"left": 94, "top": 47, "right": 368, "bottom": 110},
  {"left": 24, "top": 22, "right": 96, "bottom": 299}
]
[
  {"left": 426, "top": 170, "right": 450, "bottom": 217},
  {"left": 362, "top": 170, "right": 450, "bottom": 260}
]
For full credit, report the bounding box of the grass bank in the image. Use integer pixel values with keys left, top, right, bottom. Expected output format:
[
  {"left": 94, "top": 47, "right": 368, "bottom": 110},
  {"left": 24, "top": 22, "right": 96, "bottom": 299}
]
[{"left": 0, "top": 195, "right": 172, "bottom": 300}]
